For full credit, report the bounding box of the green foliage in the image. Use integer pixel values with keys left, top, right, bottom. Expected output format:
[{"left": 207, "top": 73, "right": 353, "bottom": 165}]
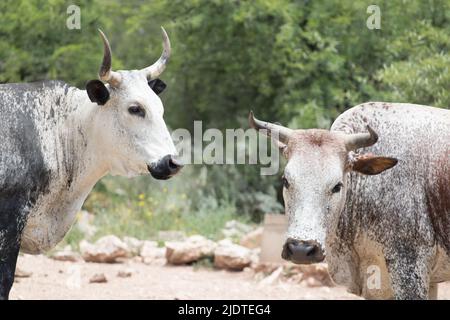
[
  {"left": 81, "top": 166, "right": 250, "bottom": 241},
  {"left": 60, "top": 224, "right": 85, "bottom": 251},
  {"left": 0, "top": 0, "right": 106, "bottom": 86},
  {"left": 1, "top": 0, "right": 449, "bottom": 237},
  {"left": 377, "top": 20, "right": 450, "bottom": 107},
  {"left": 192, "top": 256, "right": 215, "bottom": 270}
]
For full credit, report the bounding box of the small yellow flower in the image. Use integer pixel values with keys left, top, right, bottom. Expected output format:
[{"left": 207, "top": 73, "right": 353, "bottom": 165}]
[
  {"left": 138, "top": 201, "right": 145, "bottom": 207},
  {"left": 138, "top": 193, "right": 145, "bottom": 200},
  {"left": 163, "top": 187, "right": 168, "bottom": 193},
  {"left": 181, "top": 193, "right": 187, "bottom": 200}
]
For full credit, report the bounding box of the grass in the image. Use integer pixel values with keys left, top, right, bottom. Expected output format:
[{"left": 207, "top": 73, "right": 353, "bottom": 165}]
[
  {"left": 58, "top": 167, "right": 252, "bottom": 250},
  {"left": 87, "top": 199, "right": 243, "bottom": 241},
  {"left": 192, "top": 256, "right": 215, "bottom": 271}
]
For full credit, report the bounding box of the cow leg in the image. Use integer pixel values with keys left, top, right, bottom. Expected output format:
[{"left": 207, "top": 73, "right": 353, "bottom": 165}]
[
  {"left": 0, "top": 241, "right": 20, "bottom": 300},
  {"left": 0, "top": 204, "right": 26, "bottom": 300},
  {"left": 429, "top": 283, "right": 438, "bottom": 300},
  {"left": 385, "top": 246, "right": 433, "bottom": 300}
]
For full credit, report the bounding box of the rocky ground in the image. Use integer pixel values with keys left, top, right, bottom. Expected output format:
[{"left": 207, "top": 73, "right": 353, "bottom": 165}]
[
  {"left": 9, "top": 221, "right": 450, "bottom": 300},
  {"left": 9, "top": 254, "right": 450, "bottom": 300},
  {"left": 10, "top": 254, "right": 359, "bottom": 300}
]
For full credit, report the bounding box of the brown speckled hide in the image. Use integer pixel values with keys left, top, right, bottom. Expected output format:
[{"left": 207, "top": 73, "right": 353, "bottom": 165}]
[{"left": 328, "top": 102, "right": 449, "bottom": 299}]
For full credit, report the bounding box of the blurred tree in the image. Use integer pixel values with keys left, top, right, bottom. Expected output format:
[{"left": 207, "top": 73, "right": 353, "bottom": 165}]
[
  {"left": 0, "top": 0, "right": 113, "bottom": 87},
  {"left": 1, "top": 0, "right": 449, "bottom": 222}
]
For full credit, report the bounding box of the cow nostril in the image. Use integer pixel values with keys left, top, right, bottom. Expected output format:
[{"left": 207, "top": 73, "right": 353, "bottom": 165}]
[
  {"left": 306, "top": 245, "right": 317, "bottom": 257},
  {"left": 283, "top": 239, "right": 325, "bottom": 264},
  {"left": 168, "top": 159, "right": 177, "bottom": 169},
  {"left": 148, "top": 155, "right": 183, "bottom": 180},
  {"left": 168, "top": 156, "right": 183, "bottom": 170},
  {"left": 287, "top": 243, "right": 296, "bottom": 256},
  {"left": 281, "top": 241, "right": 294, "bottom": 260}
]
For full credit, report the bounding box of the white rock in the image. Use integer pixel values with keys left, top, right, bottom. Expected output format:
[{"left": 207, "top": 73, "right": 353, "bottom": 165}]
[
  {"left": 80, "top": 235, "right": 130, "bottom": 263},
  {"left": 117, "top": 268, "right": 134, "bottom": 278},
  {"left": 249, "top": 248, "right": 261, "bottom": 265},
  {"left": 259, "top": 266, "right": 283, "bottom": 286},
  {"left": 214, "top": 242, "right": 252, "bottom": 271},
  {"left": 15, "top": 268, "right": 32, "bottom": 278},
  {"left": 143, "top": 255, "right": 166, "bottom": 266},
  {"left": 217, "top": 238, "right": 233, "bottom": 246},
  {"left": 51, "top": 246, "right": 81, "bottom": 262},
  {"left": 240, "top": 227, "right": 263, "bottom": 249},
  {"left": 89, "top": 273, "right": 107, "bottom": 283},
  {"left": 123, "top": 236, "right": 143, "bottom": 256},
  {"left": 140, "top": 241, "right": 165, "bottom": 262},
  {"left": 165, "top": 235, "right": 216, "bottom": 265},
  {"left": 299, "top": 263, "right": 333, "bottom": 287},
  {"left": 303, "top": 277, "right": 323, "bottom": 288},
  {"left": 132, "top": 256, "right": 143, "bottom": 263},
  {"left": 139, "top": 240, "right": 158, "bottom": 253}
]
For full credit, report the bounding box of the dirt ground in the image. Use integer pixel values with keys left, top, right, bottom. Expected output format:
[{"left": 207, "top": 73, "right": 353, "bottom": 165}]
[{"left": 9, "top": 254, "right": 450, "bottom": 300}]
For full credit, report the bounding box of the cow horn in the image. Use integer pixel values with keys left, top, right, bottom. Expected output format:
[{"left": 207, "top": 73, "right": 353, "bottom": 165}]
[
  {"left": 98, "top": 29, "right": 122, "bottom": 87},
  {"left": 141, "top": 27, "right": 171, "bottom": 80},
  {"left": 343, "top": 125, "right": 378, "bottom": 151},
  {"left": 248, "top": 111, "right": 293, "bottom": 143}
]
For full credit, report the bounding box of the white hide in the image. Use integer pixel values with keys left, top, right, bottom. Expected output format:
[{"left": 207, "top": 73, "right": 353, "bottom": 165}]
[{"left": 20, "top": 72, "right": 176, "bottom": 253}]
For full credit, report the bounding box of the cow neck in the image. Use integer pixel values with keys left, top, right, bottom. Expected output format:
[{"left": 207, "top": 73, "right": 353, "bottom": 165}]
[{"left": 59, "top": 88, "right": 109, "bottom": 195}]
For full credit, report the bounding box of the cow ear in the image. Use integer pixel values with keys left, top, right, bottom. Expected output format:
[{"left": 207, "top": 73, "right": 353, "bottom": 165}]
[
  {"left": 86, "top": 80, "right": 110, "bottom": 105},
  {"left": 351, "top": 154, "right": 398, "bottom": 175},
  {"left": 148, "top": 79, "right": 167, "bottom": 95}
]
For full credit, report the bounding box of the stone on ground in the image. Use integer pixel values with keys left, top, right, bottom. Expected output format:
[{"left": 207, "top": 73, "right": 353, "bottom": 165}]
[
  {"left": 15, "top": 268, "right": 32, "bottom": 278},
  {"left": 123, "top": 236, "right": 143, "bottom": 256},
  {"left": 214, "top": 239, "right": 252, "bottom": 271},
  {"left": 117, "top": 268, "right": 134, "bottom": 278},
  {"left": 140, "top": 241, "right": 165, "bottom": 264},
  {"left": 240, "top": 227, "right": 263, "bottom": 249},
  {"left": 165, "top": 235, "right": 216, "bottom": 265},
  {"left": 89, "top": 273, "right": 107, "bottom": 283},
  {"left": 51, "top": 245, "right": 81, "bottom": 262},
  {"left": 80, "top": 235, "right": 130, "bottom": 263}
]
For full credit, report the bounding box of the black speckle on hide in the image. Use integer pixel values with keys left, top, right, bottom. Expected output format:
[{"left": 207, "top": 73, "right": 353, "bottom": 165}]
[
  {"left": 0, "top": 81, "right": 55, "bottom": 248},
  {"left": 426, "top": 152, "right": 450, "bottom": 253}
]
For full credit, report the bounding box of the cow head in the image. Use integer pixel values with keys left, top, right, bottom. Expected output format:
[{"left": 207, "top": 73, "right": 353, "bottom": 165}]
[
  {"left": 249, "top": 112, "right": 398, "bottom": 264},
  {"left": 85, "top": 28, "right": 182, "bottom": 180}
]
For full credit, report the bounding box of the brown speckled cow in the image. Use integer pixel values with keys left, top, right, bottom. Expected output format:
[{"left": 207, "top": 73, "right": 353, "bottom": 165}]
[{"left": 249, "top": 102, "right": 450, "bottom": 299}]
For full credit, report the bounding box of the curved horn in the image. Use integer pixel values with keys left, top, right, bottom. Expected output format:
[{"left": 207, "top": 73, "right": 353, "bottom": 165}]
[
  {"left": 98, "top": 29, "right": 122, "bottom": 87},
  {"left": 248, "top": 111, "right": 293, "bottom": 143},
  {"left": 343, "top": 125, "right": 378, "bottom": 151},
  {"left": 141, "top": 26, "right": 171, "bottom": 79}
]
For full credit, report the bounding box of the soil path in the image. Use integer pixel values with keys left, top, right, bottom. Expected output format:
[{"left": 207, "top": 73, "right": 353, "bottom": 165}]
[{"left": 9, "top": 254, "right": 450, "bottom": 300}]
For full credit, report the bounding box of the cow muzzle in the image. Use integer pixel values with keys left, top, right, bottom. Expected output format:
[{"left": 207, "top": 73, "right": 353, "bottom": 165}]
[
  {"left": 281, "top": 238, "right": 325, "bottom": 264},
  {"left": 148, "top": 155, "right": 183, "bottom": 180}
]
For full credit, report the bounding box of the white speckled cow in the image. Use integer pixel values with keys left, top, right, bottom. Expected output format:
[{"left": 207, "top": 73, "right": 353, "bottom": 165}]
[
  {"left": 250, "top": 102, "right": 450, "bottom": 299},
  {"left": 0, "top": 28, "right": 182, "bottom": 299}
]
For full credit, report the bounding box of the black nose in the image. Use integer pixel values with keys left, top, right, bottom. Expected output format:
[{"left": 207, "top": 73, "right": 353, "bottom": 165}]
[
  {"left": 148, "top": 155, "right": 183, "bottom": 180},
  {"left": 281, "top": 238, "right": 325, "bottom": 264}
]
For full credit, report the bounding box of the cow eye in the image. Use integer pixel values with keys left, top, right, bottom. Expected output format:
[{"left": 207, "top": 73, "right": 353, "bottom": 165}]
[
  {"left": 331, "top": 182, "right": 343, "bottom": 194},
  {"left": 128, "top": 106, "right": 145, "bottom": 118},
  {"left": 282, "top": 176, "right": 290, "bottom": 189}
]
